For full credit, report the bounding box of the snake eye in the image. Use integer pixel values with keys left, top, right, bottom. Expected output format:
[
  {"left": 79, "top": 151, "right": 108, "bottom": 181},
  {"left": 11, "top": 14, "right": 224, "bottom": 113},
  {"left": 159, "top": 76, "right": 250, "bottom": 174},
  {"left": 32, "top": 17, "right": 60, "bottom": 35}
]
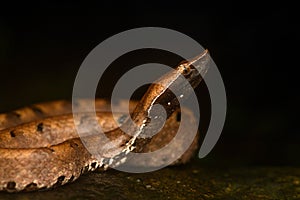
[
  {"left": 180, "top": 64, "right": 191, "bottom": 75},
  {"left": 183, "top": 66, "right": 189, "bottom": 74}
]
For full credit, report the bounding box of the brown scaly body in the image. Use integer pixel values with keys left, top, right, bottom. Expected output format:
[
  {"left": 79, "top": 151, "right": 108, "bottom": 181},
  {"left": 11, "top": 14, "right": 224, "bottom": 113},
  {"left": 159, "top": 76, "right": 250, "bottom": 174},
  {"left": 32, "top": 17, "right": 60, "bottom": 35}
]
[{"left": 0, "top": 50, "right": 210, "bottom": 192}]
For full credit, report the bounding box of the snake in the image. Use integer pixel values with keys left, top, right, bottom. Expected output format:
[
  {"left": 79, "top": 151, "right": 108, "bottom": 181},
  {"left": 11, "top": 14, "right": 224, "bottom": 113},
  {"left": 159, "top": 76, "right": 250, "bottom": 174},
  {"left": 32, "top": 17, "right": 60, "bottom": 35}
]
[{"left": 0, "top": 50, "right": 210, "bottom": 192}]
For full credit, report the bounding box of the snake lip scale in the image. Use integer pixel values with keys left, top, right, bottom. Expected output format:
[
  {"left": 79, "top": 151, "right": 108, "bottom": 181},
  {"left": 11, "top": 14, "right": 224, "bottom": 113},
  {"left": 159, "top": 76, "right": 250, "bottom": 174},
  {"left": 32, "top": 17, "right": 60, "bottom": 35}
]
[{"left": 0, "top": 50, "right": 210, "bottom": 192}]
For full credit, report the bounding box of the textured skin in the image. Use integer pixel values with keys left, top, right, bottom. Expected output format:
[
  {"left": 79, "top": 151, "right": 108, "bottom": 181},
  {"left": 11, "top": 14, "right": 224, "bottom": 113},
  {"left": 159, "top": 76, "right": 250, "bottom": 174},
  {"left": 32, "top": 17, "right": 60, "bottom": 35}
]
[
  {"left": 0, "top": 50, "right": 210, "bottom": 192},
  {"left": 0, "top": 100, "right": 199, "bottom": 192}
]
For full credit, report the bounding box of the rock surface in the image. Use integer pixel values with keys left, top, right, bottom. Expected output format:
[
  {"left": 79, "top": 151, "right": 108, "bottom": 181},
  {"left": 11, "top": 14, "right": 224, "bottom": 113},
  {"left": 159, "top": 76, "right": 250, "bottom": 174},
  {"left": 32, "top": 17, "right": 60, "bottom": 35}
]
[{"left": 0, "top": 160, "right": 299, "bottom": 199}]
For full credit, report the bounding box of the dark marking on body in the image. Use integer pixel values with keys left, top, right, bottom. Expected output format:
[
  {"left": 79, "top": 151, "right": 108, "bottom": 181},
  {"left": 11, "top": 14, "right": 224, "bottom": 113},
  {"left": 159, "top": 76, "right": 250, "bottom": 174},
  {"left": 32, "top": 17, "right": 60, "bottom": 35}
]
[
  {"left": 6, "top": 181, "right": 16, "bottom": 190},
  {"left": 69, "top": 175, "right": 75, "bottom": 182},
  {"left": 79, "top": 115, "right": 90, "bottom": 125},
  {"left": 6, "top": 112, "right": 21, "bottom": 122},
  {"left": 10, "top": 130, "right": 16, "bottom": 137},
  {"left": 49, "top": 148, "right": 55, "bottom": 153},
  {"left": 10, "top": 112, "right": 21, "bottom": 118},
  {"left": 37, "top": 123, "right": 44, "bottom": 132},
  {"left": 70, "top": 142, "right": 79, "bottom": 148},
  {"left": 144, "top": 117, "right": 151, "bottom": 125},
  {"left": 82, "top": 165, "right": 89, "bottom": 173},
  {"left": 24, "top": 183, "right": 38, "bottom": 191},
  {"left": 120, "top": 139, "right": 131, "bottom": 147},
  {"left": 53, "top": 176, "right": 65, "bottom": 187},
  {"left": 91, "top": 162, "right": 97, "bottom": 169},
  {"left": 30, "top": 106, "right": 44, "bottom": 116}
]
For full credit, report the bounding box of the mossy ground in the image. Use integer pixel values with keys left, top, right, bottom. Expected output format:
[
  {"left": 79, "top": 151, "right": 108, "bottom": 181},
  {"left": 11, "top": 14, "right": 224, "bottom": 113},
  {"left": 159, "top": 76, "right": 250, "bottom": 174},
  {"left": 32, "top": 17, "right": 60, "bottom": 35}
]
[{"left": 1, "top": 160, "right": 299, "bottom": 200}]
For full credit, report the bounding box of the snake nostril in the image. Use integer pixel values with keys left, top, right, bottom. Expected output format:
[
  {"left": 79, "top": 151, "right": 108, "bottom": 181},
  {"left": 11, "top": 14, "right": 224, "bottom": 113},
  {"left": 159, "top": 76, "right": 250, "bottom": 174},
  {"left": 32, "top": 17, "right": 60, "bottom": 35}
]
[{"left": 6, "top": 181, "right": 16, "bottom": 190}]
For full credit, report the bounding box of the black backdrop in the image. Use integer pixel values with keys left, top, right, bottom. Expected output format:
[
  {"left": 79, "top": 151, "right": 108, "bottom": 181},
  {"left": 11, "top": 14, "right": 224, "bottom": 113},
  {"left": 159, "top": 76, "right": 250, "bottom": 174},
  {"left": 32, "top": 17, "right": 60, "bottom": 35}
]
[{"left": 0, "top": 2, "right": 299, "bottom": 166}]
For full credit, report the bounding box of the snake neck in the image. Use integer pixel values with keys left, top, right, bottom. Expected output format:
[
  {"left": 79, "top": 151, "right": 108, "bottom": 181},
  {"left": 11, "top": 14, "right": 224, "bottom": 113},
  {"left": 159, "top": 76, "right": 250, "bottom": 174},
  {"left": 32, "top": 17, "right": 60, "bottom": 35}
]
[{"left": 97, "top": 50, "right": 210, "bottom": 163}]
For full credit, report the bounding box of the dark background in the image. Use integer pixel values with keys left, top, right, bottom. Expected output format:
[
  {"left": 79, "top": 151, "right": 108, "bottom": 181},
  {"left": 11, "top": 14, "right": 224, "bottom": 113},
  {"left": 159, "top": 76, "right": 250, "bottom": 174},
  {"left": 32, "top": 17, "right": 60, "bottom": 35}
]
[{"left": 0, "top": 2, "right": 299, "bottom": 166}]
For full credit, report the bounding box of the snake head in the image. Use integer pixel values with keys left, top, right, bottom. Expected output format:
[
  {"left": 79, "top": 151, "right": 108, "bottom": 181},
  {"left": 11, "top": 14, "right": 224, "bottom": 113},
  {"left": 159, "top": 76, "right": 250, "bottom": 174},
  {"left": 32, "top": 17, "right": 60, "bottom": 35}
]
[{"left": 177, "top": 49, "right": 210, "bottom": 89}]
